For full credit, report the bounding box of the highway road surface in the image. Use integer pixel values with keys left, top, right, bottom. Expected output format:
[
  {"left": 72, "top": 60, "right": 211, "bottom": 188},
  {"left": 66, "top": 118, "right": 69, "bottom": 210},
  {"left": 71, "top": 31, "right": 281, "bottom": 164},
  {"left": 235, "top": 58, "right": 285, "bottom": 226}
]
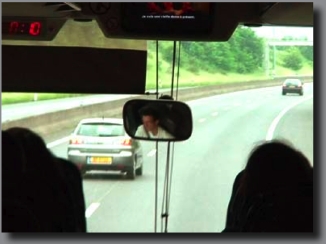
[{"left": 7, "top": 84, "right": 314, "bottom": 232}]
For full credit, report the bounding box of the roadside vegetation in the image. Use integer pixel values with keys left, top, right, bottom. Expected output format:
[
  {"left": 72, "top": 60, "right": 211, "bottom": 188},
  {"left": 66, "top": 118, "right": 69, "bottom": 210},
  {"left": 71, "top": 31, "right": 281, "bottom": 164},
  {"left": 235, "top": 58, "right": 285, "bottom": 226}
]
[{"left": 2, "top": 22, "right": 313, "bottom": 105}]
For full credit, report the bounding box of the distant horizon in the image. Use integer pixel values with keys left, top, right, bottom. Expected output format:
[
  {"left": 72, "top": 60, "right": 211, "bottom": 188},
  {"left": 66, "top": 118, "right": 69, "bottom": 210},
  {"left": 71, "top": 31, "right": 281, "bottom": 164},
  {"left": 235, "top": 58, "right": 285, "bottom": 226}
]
[{"left": 250, "top": 26, "right": 313, "bottom": 41}]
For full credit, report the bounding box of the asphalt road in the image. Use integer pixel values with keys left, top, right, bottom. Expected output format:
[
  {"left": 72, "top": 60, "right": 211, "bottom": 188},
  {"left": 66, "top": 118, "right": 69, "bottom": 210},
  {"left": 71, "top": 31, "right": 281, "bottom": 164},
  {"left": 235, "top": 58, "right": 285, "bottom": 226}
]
[{"left": 46, "top": 83, "right": 313, "bottom": 232}]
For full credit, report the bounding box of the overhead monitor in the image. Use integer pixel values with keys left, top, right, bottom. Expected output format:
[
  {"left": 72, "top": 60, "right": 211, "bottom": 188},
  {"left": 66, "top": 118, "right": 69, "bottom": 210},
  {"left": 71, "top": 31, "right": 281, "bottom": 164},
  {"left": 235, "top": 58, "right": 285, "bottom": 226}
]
[{"left": 121, "top": 2, "right": 214, "bottom": 36}]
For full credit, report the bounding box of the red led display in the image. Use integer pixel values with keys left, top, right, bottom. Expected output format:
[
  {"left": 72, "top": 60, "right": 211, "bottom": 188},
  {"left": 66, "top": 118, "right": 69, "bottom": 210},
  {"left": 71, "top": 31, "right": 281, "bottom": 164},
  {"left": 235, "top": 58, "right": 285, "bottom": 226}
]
[
  {"left": 29, "top": 22, "right": 41, "bottom": 36},
  {"left": 3, "top": 21, "right": 42, "bottom": 36}
]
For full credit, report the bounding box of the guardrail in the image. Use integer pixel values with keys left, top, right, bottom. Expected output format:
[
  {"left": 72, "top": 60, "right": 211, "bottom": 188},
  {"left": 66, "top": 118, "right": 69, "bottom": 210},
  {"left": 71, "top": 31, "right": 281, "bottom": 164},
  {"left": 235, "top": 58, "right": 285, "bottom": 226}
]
[{"left": 2, "top": 76, "right": 313, "bottom": 143}]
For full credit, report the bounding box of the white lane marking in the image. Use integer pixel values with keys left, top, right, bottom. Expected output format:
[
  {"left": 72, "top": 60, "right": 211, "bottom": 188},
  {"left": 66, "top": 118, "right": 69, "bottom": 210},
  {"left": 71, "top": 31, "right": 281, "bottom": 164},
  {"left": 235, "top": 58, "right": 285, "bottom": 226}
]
[
  {"left": 147, "top": 149, "right": 157, "bottom": 157},
  {"left": 86, "top": 182, "right": 121, "bottom": 218},
  {"left": 266, "top": 95, "right": 313, "bottom": 141},
  {"left": 211, "top": 112, "right": 218, "bottom": 117},
  {"left": 97, "top": 183, "right": 120, "bottom": 202},
  {"left": 199, "top": 118, "right": 206, "bottom": 123},
  {"left": 46, "top": 136, "right": 70, "bottom": 148},
  {"left": 85, "top": 202, "right": 100, "bottom": 218}
]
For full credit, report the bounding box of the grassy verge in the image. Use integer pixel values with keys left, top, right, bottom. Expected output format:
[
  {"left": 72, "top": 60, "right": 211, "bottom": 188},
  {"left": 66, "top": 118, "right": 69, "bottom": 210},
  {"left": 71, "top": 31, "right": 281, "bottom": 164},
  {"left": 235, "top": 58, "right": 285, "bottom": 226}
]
[{"left": 1, "top": 93, "right": 87, "bottom": 105}]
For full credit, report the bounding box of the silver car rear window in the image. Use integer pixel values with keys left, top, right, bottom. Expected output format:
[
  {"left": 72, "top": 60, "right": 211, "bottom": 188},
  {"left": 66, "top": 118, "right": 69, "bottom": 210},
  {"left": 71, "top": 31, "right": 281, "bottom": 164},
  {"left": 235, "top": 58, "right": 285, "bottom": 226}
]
[{"left": 77, "top": 123, "right": 124, "bottom": 137}]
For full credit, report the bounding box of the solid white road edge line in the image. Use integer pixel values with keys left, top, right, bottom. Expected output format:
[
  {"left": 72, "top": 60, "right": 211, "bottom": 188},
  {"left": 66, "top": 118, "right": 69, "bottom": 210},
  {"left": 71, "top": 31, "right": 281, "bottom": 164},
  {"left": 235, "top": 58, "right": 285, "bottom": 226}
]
[{"left": 266, "top": 95, "right": 313, "bottom": 141}]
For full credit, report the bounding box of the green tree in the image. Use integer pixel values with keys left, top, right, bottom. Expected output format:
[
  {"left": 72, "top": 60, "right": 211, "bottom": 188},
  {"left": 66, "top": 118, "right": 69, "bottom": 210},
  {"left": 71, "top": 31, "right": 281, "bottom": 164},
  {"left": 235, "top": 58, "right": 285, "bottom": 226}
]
[
  {"left": 298, "top": 46, "right": 313, "bottom": 61},
  {"left": 282, "top": 47, "right": 304, "bottom": 71},
  {"left": 147, "top": 26, "right": 265, "bottom": 75},
  {"left": 228, "top": 26, "right": 264, "bottom": 73},
  {"left": 282, "top": 36, "right": 294, "bottom": 41}
]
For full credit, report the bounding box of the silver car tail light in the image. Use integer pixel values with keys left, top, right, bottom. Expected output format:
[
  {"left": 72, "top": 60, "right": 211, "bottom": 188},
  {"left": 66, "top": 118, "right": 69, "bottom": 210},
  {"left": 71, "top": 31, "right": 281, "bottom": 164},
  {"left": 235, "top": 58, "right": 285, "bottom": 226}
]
[{"left": 69, "top": 137, "right": 84, "bottom": 144}]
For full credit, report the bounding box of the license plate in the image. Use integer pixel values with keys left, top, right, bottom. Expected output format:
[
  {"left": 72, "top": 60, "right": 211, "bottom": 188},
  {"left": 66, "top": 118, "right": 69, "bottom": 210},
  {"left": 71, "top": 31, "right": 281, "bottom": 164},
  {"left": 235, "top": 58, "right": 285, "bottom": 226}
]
[{"left": 89, "top": 157, "right": 112, "bottom": 164}]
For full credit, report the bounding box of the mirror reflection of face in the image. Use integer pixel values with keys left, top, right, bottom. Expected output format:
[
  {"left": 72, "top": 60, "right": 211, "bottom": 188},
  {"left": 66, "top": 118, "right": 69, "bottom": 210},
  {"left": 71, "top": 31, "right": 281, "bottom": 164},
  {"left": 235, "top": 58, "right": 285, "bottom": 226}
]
[{"left": 142, "top": 115, "right": 159, "bottom": 132}]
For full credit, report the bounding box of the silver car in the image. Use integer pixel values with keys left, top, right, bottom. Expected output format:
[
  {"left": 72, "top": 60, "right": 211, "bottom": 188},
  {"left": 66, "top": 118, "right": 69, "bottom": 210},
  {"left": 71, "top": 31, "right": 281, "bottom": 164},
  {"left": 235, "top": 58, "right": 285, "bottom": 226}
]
[{"left": 67, "top": 118, "right": 143, "bottom": 179}]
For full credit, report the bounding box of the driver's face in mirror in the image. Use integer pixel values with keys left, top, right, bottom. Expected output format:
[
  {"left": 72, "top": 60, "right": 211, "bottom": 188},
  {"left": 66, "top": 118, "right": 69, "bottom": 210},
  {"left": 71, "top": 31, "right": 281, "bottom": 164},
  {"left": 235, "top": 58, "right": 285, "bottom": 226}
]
[
  {"left": 135, "top": 105, "right": 175, "bottom": 139},
  {"left": 123, "top": 99, "right": 193, "bottom": 142},
  {"left": 142, "top": 115, "right": 159, "bottom": 133}
]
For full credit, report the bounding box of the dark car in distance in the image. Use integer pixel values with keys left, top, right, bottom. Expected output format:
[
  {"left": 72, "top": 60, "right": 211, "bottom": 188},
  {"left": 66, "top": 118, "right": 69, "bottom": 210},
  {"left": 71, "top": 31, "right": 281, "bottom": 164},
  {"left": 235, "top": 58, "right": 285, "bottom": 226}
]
[{"left": 282, "top": 78, "right": 304, "bottom": 96}]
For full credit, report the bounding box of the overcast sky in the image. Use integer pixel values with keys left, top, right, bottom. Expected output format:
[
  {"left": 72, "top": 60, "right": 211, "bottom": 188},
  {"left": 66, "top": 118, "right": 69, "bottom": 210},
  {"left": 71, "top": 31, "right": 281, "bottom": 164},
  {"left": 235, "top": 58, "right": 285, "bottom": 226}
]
[{"left": 250, "top": 26, "right": 313, "bottom": 41}]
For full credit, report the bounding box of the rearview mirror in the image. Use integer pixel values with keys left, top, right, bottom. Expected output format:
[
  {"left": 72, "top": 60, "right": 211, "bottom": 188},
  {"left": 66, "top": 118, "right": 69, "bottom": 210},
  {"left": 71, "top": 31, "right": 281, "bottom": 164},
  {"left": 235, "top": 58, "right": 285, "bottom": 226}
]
[{"left": 123, "top": 99, "right": 193, "bottom": 142}]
